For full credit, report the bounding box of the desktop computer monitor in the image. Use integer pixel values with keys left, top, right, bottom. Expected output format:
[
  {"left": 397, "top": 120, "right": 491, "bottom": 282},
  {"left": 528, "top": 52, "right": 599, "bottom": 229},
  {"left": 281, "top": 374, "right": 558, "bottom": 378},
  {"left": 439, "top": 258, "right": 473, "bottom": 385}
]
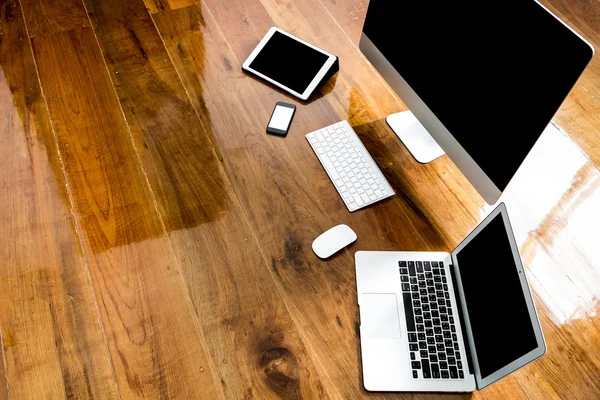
[{"left": 359, "top": 0, "right": 594, "bottom": 204}]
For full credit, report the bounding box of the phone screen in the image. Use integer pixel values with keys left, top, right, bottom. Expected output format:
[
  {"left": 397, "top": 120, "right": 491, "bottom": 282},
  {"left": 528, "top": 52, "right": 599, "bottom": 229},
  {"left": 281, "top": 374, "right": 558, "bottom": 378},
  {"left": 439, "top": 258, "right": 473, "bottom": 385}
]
[
  {"left": 269, "top": 105, "right": 294, "bottom": 131},
  {"left": 267, "top": 103, "right": 296, "bottom": 135}
]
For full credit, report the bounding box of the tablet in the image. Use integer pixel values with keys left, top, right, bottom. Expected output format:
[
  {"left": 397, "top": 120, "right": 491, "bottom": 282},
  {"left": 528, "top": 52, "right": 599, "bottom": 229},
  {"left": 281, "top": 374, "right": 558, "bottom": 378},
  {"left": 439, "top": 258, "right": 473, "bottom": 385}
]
[{"left": 242, "top": 27, "right": 338, "bottom": 101}]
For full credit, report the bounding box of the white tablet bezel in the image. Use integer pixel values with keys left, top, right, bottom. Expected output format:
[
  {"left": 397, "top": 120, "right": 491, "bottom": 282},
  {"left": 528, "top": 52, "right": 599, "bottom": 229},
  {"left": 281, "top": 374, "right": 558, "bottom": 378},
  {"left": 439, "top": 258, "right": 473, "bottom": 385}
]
[
  {"left": 242, "top": 26, "right": 338, "bottom": 101},
  {"left": 451, "top": 203, "right": 546, "bottom": 389}
]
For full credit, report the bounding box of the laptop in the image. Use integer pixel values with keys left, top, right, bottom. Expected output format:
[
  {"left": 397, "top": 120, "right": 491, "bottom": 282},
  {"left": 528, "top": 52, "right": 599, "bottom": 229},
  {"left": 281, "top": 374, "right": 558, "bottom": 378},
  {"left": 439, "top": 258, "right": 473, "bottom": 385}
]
[{"left": 355, "top": 203, "right": 546, "bottom": 392}]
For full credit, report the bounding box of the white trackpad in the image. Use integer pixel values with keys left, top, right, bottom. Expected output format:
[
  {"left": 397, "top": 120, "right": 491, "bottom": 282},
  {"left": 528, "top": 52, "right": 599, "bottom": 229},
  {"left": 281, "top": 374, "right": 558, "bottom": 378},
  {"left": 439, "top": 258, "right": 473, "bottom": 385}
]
[{"left": 360, "top": 294, "right": 401, "bottom": 339}]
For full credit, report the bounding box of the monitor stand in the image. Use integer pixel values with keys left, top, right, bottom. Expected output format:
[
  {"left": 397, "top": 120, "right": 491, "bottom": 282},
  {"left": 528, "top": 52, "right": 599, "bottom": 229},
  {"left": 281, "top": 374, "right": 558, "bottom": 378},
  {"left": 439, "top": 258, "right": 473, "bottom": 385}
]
[{"left": 386, "top": 111, "right": 445, "bottom": 163}]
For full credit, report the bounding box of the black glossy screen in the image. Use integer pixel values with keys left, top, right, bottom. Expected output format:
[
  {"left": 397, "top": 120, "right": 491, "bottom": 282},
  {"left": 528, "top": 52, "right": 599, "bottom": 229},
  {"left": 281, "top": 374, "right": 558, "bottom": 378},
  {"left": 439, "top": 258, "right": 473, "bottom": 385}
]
[
  {"left": 363, "top": 0, "right": 593, "bottom": 191},
  {"left": 455, "top": 213, "right": 538, "bottom": 379},
  {"left": 249, "top": 31, "right": 329, "bottom": 94}
]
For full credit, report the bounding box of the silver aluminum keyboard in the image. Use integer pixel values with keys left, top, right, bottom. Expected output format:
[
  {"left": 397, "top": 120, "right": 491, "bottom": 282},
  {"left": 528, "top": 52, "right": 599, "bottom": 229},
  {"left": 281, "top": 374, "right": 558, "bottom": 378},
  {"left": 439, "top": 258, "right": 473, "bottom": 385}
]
[{"left": 306, "top": 120, "right": 394, "bottom": 211}]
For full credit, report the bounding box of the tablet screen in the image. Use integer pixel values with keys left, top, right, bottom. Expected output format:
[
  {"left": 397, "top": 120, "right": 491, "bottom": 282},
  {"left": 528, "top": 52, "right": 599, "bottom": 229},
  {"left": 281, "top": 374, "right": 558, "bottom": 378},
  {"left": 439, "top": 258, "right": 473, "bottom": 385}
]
[{"left": 249, "top": 31, "right": 330, "bottom": 94}]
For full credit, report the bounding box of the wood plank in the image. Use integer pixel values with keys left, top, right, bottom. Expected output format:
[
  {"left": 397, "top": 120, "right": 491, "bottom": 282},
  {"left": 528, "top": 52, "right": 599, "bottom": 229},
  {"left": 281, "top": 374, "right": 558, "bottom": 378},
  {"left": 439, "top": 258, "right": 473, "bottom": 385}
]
[
  {"left": 149, "top": 2, "right": 480, "bottom": 398},
  {"left": 0, "top": 1, "right": 118, "bottom": 398},
  {"left": 143, "top": 0, "right": 197, "bottom": 14},
  {"left": 150, "top": 5, "right": 384, "bottom": 398},
  {"left": 5, "top": 0, "right": 600, "bottom": 397},
  {"left": 316, "top": 0, "right": 365, "bottom": 44},
  {"left": 0, "top": 331, "right": 7, "bottom": 400},
  {"left": 160, "top": 1, "right": 600, "bottom": 398},
  {"left": 27, "top": 25, "right": 224, "bottom": 399},
  {"left": 20, "top": 0, "right": 89, "bottom": 37},
  {"left": 81, "top": 0, "right": 331, "bottom": 398}
]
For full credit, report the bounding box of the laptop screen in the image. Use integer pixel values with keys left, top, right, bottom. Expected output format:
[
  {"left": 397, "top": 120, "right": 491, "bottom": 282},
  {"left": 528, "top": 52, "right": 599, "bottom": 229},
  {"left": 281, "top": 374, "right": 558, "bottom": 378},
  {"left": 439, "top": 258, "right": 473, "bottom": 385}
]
[{"left": 454, "top": 213, "right": 538, "bottom": 379}]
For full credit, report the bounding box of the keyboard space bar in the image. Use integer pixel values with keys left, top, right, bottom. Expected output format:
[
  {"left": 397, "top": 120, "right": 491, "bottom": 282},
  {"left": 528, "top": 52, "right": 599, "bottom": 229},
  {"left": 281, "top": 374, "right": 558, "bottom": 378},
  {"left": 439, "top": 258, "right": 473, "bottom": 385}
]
[{"left": 319, "top": 154, "right": 340, "bottom": 180}]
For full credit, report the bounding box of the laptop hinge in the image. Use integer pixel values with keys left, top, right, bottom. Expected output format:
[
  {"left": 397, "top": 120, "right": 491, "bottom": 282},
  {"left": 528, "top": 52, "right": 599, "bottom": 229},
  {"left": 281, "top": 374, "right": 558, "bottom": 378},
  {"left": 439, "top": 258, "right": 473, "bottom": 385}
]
[{"left": 449, "top": 263, "right": 475, "bottom": 376}]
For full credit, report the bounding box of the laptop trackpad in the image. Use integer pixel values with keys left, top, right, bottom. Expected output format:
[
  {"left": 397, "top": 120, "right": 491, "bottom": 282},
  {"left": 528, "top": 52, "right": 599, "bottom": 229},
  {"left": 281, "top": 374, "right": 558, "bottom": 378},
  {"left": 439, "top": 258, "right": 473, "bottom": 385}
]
[{"left": 361, "top": 294, "right": 401, "bottom": 339}]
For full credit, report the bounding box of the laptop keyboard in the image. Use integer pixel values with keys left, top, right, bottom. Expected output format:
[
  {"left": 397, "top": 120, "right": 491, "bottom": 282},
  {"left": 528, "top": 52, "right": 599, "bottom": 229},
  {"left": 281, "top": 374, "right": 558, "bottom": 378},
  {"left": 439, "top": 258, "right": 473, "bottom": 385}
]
[{"left": 400, "top": 260, "right": 465, "bottom": 380}]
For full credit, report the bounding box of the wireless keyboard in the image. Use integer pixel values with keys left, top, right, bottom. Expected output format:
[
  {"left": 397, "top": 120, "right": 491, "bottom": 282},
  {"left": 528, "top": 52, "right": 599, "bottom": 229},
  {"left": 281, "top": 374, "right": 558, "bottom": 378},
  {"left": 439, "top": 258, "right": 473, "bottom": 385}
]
[{"left": 306, "top": 120, "right": 395, "bottom": 211}]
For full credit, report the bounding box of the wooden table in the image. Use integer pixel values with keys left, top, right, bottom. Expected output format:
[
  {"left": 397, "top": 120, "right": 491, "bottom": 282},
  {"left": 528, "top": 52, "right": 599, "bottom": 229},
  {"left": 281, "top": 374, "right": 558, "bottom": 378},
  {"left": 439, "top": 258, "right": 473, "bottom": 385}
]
[{"left": 1, "top": 0, "right": 599, "bottom": 398}]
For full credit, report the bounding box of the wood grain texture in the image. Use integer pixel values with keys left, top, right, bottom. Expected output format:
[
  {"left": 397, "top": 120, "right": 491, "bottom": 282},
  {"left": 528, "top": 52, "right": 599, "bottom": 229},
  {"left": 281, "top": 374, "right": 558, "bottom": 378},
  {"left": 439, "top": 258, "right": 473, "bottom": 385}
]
[
  {"left": 28, "top": 24, "right": 223, "bottom": 399},
  {"left": 152, "top": 4, "right": 380, "bottom": 398},
  {"left": 150, "top": 1, "right": 481, "bottom": 398},
  {"left": 143, "top": 0, "right": 197, "bottom": 14},
  {"left": 2, "top": 0, "right": 600, "bottom": 398},
  {"left": 82, "top": 0, "right": 330, "bottom": 397},
  {"left": 20, "top": 0, "right": 88, "bottom": 37},
  {"left": 0, "top": 332, "right": 7, "bottom": 400},
  {"left": 0, "top": 1, "right": 117, "bottom": 398}
]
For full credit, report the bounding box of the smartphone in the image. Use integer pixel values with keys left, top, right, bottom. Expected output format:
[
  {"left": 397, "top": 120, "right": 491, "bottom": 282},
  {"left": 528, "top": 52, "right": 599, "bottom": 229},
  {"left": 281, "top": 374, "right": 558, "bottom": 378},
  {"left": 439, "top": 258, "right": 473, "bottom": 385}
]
[{"left": 266, "top": 102, "right": 296, "bottom": 136}]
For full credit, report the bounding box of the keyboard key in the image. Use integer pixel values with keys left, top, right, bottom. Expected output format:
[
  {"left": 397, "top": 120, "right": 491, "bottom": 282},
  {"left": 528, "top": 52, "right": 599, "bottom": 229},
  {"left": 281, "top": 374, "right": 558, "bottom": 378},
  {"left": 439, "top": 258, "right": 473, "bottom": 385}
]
[
  {"left": 441, "top": 370, "right": 449, "bottom": 379},
  {"left": 449, "top": 366, "right": 458, "bottom": 379},
  {"left": 403, "top": 293, "right": 416, "bottom": 331},
  {"left": 421, "top": 359, "right": 431, "bottom": 379},
  {"left": 431, "top": 363, "right": 440, "bottom": 379},
  {"left": 352, "top": 193, "right": 364, "bottom": 206},
  {"left": 410, "top": 344, "right": 418, "bottom": 351},
  {"left": 413, "top": 370, "right": 418, "bottom": 379},
  {"left": 416, "top": 262, "right": 424, "bottom": 273},
  {"left": 408, "top": 333, "right": 417, "bottom": 342},
  {"left": 411, "top": 352, "right": 416, "bottom": 360},
  {"left": 412, "top": 361, "right": 421, "bottom": 369},
  {"left": 408, "top": 262, "right": 416, "bottom": 276}
]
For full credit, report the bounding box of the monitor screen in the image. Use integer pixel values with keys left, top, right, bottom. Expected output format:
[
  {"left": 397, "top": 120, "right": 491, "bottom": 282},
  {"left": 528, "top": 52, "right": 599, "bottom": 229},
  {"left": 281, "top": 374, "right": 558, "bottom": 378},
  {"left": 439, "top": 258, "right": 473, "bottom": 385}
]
[
  {"left": 454, "top": 213, "right": 538, "bottom": 379},
  {"left": 249, "top": 31, "right": 330, "bottom": 94},
  {"left": 362, "top": 0, "right": 594, "bottom": 192}
]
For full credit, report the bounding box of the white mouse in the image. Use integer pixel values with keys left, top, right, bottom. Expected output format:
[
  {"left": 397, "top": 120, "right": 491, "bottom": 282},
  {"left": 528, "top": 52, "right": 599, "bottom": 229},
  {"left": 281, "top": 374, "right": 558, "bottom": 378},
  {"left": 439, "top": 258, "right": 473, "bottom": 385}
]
[{"left": 312, "top": 224, "right": 357, "bottom": 259}]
